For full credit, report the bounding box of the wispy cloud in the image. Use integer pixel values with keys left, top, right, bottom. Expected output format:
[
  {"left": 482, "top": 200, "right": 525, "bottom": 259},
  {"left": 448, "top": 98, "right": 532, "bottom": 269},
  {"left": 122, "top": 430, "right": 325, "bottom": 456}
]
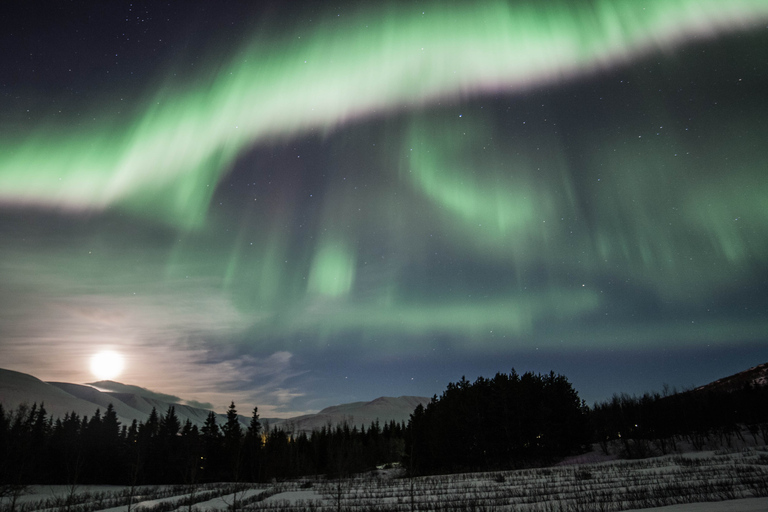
[
  {"left": 174, "top": 351, "right": 310, "bottom": 417},
  {"left": 86, "top": 381, "right": 182, "bottom": 403},
  {"left": 184, "top": 399, "right": 214, "bottom": 410}
]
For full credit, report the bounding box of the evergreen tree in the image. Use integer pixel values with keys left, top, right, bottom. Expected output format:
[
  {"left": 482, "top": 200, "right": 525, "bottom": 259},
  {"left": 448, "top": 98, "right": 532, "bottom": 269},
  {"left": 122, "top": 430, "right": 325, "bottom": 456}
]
[
  {"left": 222, "top": 402, "right": 242, "bottom": 444},
  {"left": 200, "top": 411, "right": 222, "bottom": 481},
  {"left": 179, "top": 420, "right": 201, "bottom": 485},
  {"left": 137, "top": 407, "right": 160, "bottom": 482},
  {"left": 157, "top": 406, "right": 182, "bottom": 482},
  {"left": 247, "top": 406, "right": 261, "bottom": 439},
  {"left": 406, "top": 370, "right": 589, "bottom": 474},
  {"left": 244, "top": 406, "right": 262, "bottom": 481},
  {"left": 221, "top": 402, "right": 243, "bottom": 481},
  {"left": 96, "top": 404, "right": 122, "bottom": 483},
  {"left": 159, "top": 406, "right": 181, "bottom": 437},
  {"left": 142, "top": 408, "right": 160, "bottom": 438}
]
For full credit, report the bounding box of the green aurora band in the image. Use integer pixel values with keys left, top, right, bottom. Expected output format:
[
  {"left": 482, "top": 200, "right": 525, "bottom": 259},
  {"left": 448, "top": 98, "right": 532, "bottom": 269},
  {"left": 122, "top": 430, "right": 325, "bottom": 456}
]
[
  {"left": 404, "top": 111, "right": 768, "bottom": 300},
  {"left": 1, "top": 0, "right": 768, "bottom": 357},
  {"left": 1, "top": 0, "right": 767, "bottom": 227}
]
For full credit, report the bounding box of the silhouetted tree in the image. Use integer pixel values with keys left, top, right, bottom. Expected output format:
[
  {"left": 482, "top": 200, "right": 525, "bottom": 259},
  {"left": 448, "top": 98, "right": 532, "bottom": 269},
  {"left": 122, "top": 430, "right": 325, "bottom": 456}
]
[
  {"left": 221, "top": 402, "right": 243, "bottom": 482},
  {"left": 156, "top": 406, "right": 182, "bottom": 482},
  {"left": 179, "top": 419, "right": 201, "bottom": 485},
  {"left": 243, "top": 406, "right": 262, "bottom": 481},
  {"left": 406, "top": 370, "right": 589, "bottom": 474},
  {"left": 200, "top": 411, "right": 222, "bottom": 481}
]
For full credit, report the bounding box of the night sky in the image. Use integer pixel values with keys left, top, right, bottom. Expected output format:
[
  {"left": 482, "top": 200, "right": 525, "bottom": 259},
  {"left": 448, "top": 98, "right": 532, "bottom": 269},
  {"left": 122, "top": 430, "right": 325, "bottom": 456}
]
[{"left": 2, "top": 0, "right": 768, "bottom": 418}]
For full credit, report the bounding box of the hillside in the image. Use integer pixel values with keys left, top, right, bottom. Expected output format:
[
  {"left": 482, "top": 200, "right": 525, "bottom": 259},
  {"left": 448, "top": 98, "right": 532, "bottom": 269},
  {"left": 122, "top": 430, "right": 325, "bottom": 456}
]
[
  {"left": 0, "top": 369, "right": 136, "bottom": 425},
  {"left": 270, "top": 395, "right": 429, "bottom": 434},
  {"left": 695, "top": 362, "right": 768, "bottom": 394},
  {"left": 0, "top": 368, "right": 428, "bottom": 433}
]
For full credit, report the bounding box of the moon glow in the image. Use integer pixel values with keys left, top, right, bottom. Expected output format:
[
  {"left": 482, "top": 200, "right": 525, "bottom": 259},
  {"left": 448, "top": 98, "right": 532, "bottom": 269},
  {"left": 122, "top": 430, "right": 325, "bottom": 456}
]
[{"left": 90, "top": 351, "right": 125, "bottom": 380}]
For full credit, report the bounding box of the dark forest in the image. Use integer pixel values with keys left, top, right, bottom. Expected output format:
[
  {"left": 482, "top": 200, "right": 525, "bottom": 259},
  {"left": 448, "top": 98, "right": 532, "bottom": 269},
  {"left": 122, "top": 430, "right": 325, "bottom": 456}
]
[{"left": 2, "top": 370, "right": 768, "bottom": 486}]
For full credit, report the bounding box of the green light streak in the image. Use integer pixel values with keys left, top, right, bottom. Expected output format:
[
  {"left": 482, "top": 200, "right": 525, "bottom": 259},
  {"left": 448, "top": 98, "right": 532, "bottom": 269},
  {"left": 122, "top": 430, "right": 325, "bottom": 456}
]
[
  {"left": 277, "top": 287, "right": 602, "bottom": 344},
  {"left": 1, "top": 0, "right": 767, "bottom": 228},
  {"left": 1, "top": 0, "right": 766, "bottom": 368},
  {"left": 407, "top": 125, "right": 538, "bottom": 232},
  {"left": 403, "top": 117, "right": 567, "bottom": 259},
  {"left": 572, "top": 117, "right": 768, "bottom": 298},
  {"left": 308, "top": 241, "right": 356, "bottom": 298}
]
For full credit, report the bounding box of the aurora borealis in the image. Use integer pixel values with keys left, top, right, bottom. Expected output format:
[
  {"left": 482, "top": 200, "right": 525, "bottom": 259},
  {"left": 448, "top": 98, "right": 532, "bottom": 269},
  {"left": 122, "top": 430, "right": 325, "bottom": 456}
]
[{"left": 1, "top": 0, "right": 767, "bottom": 416}]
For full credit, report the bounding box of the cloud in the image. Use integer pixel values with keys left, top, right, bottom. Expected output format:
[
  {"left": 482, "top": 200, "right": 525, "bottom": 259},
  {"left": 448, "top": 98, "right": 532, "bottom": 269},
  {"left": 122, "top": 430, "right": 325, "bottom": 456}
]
[
  {"left": 87, "top": 380, "right": 182, "bottom": 403},
  {"left": 175, "top": 350, "right": 310, "bottom": 417},
  {"left": 184, "top": 399, "right": 215, "bottom": 410},
  {"left": 0, "top": 245, "right": 313, "bottom": 416}
]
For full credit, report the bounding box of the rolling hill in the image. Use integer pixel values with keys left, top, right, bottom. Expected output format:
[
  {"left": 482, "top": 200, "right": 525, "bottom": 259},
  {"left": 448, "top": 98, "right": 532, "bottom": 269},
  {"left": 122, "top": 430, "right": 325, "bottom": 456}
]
[{"left": 0, "top": 368, "right": 428, "bottom": 433}]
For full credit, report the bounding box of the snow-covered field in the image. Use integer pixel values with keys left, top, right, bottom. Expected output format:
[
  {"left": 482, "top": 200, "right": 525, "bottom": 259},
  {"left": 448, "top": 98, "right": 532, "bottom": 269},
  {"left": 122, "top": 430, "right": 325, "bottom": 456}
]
[{"left": 4, "top": 448, "right": 768, "bottom": 512}]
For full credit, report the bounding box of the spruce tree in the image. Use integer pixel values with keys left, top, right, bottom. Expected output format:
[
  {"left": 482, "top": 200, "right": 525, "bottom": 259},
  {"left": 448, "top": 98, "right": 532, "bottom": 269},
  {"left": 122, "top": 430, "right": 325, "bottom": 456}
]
[
  {"left": 200, "top": 412, "right": 221, "bottom": 481},
  {"left": 244, "top": 406, "right": 262, "bottom": 482},
  {"left": 222, "top": 402, "right": 243, "bottom": 482}
]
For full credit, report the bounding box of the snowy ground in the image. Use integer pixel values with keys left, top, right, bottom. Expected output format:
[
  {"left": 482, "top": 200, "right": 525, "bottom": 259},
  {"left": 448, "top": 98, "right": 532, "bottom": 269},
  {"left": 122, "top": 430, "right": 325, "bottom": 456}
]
[
  {"left": 623, "top": 498, "right": 768, "bottom": 512},
  {"left": 4, "top": 447, "right": 768, "bottom": 512}
]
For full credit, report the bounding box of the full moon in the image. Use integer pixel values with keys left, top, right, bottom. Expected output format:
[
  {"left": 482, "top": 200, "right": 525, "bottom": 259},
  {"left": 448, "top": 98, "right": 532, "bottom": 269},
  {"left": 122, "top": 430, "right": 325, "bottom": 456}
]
[{"left": 90, "top": 351, "right": 125, "bottom": 380}]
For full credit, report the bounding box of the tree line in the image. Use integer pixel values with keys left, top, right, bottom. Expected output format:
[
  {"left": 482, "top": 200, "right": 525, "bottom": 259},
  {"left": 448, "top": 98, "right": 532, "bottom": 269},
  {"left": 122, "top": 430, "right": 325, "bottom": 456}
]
[
  {"left": 0, "top": 401, "right": 406, "bottom": 486},
  {"left": 2, "top": 368, "right": 768, "bottom": 485},
  {"left": 405, "top": 370, "right": 591, "bottom": 474},
  {"left": 591, "top": 381, "right": 768, "bottom": 458}
]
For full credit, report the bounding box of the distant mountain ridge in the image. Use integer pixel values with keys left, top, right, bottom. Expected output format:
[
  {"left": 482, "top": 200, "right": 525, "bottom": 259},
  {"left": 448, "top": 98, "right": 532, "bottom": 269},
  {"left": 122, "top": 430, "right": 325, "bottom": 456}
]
[
  {"left": 0, "top": 369, "right": 245, "bottom": 428},
  {"left": 49, "top": 381, "right": 226, "bottom": 428},
  {"left": 0, "top": 369, "right": 127, "bottom": 424},
  {"left": 694, "top": 362, "right": 768, "bottom": 394},
  {"left": 271, "top": 395, "right": 429, "bottom": 434},
  {"left": 6, "top": 364, "right": 768, "bottom": 435},
  {"left": 0, "top": 368, "right": 429, "bottom": 434}
]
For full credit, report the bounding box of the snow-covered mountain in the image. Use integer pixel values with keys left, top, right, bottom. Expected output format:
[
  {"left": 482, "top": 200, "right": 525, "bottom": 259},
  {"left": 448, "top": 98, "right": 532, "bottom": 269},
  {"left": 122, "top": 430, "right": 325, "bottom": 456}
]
[
  {"left": 0, "top": 368, "right": 240, "bottom": 427},
  {"left": 48, "top": 380, "right": 240, "bottom": 428},
  {"left": 269, "top": 396, "right": 430, "bottom": 434},
  {"left": 694, "top": 362, "right": 768, "bottom": 393},
  {"left": 0, "top": 368, "right": 428, "bottom": 433},
  {"left": 0, "top": 369, "right": 138, "bottom": 425}
]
